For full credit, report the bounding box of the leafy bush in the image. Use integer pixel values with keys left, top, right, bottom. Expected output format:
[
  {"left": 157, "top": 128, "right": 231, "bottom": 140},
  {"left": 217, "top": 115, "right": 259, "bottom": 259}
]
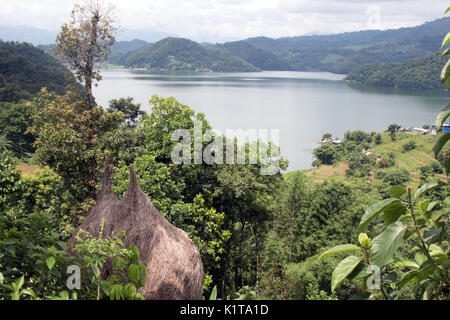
[
  {"left": 403, "top": 140, "right": 417, "bottom": 152},
  {"left": 313, "top": 144, "right": 338, "bottom": 165},
  {"left": 420, "top": 165, "right": 434, "bottom": 181},
  {"left": 318, "top": 182, "right": 449, "bottom": 300},
  {"left": 380, "top": 169, "right": 410, "bottom": 186}
]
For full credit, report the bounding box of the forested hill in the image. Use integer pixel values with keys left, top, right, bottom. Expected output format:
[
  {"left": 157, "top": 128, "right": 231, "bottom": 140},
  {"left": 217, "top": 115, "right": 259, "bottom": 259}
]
[
  {"left": 344, "top": 52, "right": 447, "bottom": 91},
  {"left": 0, "top": 40, "right": 79, "bottom": 102},
  {"left": 117, "top": 37, "right": 260, "bottom": 72},
  {"left": 217, "top": 41, "right": 291, "bottom": 71},
  {"left": 232, "top": 17, "right": 450, "bottom": 73}
]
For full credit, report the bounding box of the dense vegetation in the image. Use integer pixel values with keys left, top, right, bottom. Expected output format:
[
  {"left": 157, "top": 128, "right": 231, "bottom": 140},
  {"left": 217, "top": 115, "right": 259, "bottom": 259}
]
[
  {"left": 0, "top": 41, "right": 79, "bottom": 102},
  {"left": 0, "top": 2, "right": 449, "bottom": 301},
  {"left": 345, "top": 53, "right": 447, "bottom": 91},
  {"left": 118, "top": 37, "right": 260, "bottom": 72}
]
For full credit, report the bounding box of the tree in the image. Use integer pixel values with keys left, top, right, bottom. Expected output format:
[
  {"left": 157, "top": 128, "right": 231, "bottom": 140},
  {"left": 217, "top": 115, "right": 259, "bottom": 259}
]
[
  {"left": 0, "top": 101, "right": 35, "bottom": 157},
  {"left": 386, "top": 124, "right": 401, "bottom": 141},
  {"left": 29, "top": 89, "right": 122, "bottom": 200},
  {"left": 107, "top": 97, "right": 146, "bottom": 128},
  {"left": 313, "top": 143, "right": 338, "bottom": 165},
  {"left": 55, "top": 0, "right": 118, "bottom": 109},
  {"left": 374, "top": 134, "right": 382, "bottom": 145}
]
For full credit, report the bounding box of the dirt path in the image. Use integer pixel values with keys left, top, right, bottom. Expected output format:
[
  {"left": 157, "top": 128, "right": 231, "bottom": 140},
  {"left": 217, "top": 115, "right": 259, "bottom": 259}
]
[
  {"left": 306, "top": 162, "right": 349, "bottom": 177},
  {"left": 15, "top": 164, "right": 40, "bottom": 175}
]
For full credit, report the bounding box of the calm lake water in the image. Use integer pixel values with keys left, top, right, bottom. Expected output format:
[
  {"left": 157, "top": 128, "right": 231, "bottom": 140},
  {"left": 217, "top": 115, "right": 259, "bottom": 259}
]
[{"left": 93, "top": 69, "right": 450, "bottom": 171}]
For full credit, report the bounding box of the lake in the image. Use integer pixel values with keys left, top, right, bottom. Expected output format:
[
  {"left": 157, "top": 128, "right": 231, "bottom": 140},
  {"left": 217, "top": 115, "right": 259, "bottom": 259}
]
[{"left": 93, "top": 69, "right": 450, "bottom": 172}]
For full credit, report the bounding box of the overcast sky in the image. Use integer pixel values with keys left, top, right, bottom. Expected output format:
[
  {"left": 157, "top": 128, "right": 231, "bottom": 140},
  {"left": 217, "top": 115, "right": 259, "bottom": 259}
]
[{"left": 0, "top": 0, "right": 447, "bottom": 42}]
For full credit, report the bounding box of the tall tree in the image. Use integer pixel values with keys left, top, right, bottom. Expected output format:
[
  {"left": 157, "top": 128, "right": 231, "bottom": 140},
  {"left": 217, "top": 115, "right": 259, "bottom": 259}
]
[{"left": 55, "top": 0, "right": 118, "bottom": 109}]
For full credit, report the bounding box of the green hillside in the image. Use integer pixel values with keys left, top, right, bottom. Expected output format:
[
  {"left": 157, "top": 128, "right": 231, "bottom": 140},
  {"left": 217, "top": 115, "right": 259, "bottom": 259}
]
[
  {"left": 344, "top": 53, "right": 447, "bottom": 91},
  {"left": 217, "top": 40, "right": 291, "bottom": 70},
  {"left": 299, "top": 131, "right": 447, "bottom": 189},
  {"left": 122, "top": 37, "right": 260, "bottom": 72},
  {"left": 0, "top": 40, "right": 79, "bottom": 102}
]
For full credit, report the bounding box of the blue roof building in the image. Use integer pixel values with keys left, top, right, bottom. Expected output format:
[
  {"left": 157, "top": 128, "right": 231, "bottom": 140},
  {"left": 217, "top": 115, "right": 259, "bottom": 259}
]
[{"left": 444, "top": 124, "right": 450, "bottom": 133}]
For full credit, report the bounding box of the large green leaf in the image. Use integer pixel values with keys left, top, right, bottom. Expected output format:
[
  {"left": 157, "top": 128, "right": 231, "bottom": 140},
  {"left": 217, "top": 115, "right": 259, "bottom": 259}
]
[
  {"left": 445, "top": 159, "right": 450, "bottom": 177},
  {"left": 45, "top": 257, "right": 56, "bottom": 270},
  {"left": 446, "top": 6, "right": 450, "bottom": 14},
  {"left": 358, "top": 198, "right": 400, "bottom": 233},
  {"left": 331, "top": 256, "right": 363, "bottom": 292},
  {"left": 442, "top": 60, "right": 450, "bottom": 86},
  {"left": 414, "top": 181, "right": 447, "bottom": 202},
  {"left": 398, "top": 263, "right": 433, "bottom": 288},
  {"left": 442, "top": 32, "right": 450, "bottom": 48},
  {"left": 15, "top": 275, "right": 24, "bottom": 290},
  {"left": 435, "top": 104, "right": 450, "bottom": 130},
  {"left": 318, "top": 244, "right": 362, "bottom": 261},
  {"left": 370, "top": 221, "right": 407, "bottom": 268},
  {"left": 443, "top": 48, "right": 450, "bottom": 58},
  {"left": 433, "top": 132, "right": 450, "bottom": 158},
  {"left": 394, "top": 260, "right": 419, "bottom": 269},
  {"left": 209, "top": 286, "right": 217, "bottom": 300},
  {"left": 382, "top": 202, "right": 406, "bottom": 225},
  {"left": 389, "top": 185, "right": 407, "bottom": 199}
]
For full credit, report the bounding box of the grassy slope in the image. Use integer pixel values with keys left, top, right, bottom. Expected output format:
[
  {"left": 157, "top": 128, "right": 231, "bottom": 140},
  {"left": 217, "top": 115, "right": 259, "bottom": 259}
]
[{"left": 288, "top": 132, "right": 446, "bottom": 188}]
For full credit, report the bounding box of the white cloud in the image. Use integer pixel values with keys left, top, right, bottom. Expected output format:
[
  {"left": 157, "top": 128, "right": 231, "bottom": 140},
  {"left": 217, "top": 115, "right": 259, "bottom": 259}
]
[{"left": 0, "top": 0, "right": 446, "bottom": 41}]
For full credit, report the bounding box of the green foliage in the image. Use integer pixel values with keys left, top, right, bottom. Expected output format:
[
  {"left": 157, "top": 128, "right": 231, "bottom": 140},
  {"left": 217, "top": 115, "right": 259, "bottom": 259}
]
[
  {"left": 0, "top": 151, "right": 22, "bottom": 211},
  {"left": 387, "top": 124, "right": 401, "bottom": 141},
  {"left": 73, "top": 220, "right": 146, "bottom": 300},
  {"left": 0, "top": 208, "right": 72, "bottom": 299},
  {"left": 403, "top": 140, "right": 417, "bottom": 152},
  {"left": 434, "top": 106, "right": 450, "bottom": 175},
  {"left": 378, "top": 169, "right": 410, "bottom": 186},
  {"left": 107, "top": 97, "right": 146, "bottom": 128},
  {"left": 420, "top": 165, "right": 435, "bottom": 181},
  {"left": 0, "top": 40, "right": 79, "bottom": 102},
  {"left": 18, "top": 167, "right": 91, "bottom": 238},
  {"left": 374, "top": 134, "right": 382, "bottom": 145},
  {"left": 441, "top": 10, "right": 450, "bottom": 87},
  {"left": 0, "top": 101, "right": 35, "bottom": 157},
  {"left": 30, "top": 89, "right": 125, "bottom": 199},
  {"left": 322, "top": 133, "right": 333, "bottom": 140},
  {"left": 319, "top": 182, "right": 449, "bottom": 300},
  {"left": 313, "top": 143, "right": 338, "bottom": 165},
  {"left": 346, "top": 151, "right": 376, "bottom": 178},
  {"left": 0, "top": 209, "right": 147, "bottom": 300}
]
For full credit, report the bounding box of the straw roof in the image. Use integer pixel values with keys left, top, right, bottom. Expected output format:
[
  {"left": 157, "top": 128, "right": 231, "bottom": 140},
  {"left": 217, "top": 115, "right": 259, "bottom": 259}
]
[{"left": 69, "top": 157, "right": 204, "bottom": 300}]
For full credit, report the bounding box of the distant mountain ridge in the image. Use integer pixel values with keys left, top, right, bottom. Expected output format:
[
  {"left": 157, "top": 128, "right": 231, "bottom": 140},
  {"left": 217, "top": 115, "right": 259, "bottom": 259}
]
[
  {"left": 229, "top": 17, "right": 450, "bottom": 73},
  {"left": 2, "top": 17, "right": 449, "bottom": 82}
]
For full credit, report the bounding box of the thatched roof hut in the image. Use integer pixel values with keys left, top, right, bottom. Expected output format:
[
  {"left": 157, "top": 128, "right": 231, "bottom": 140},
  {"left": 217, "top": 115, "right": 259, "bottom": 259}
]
[{"left": 69, "top": 157, "right": 204, "bottom": 300}]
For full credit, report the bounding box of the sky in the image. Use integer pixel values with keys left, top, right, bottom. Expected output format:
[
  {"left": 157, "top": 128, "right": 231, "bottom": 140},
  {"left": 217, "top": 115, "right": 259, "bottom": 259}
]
[{"left": 0, "top": 0, "right": 447, "bottom": 42}]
